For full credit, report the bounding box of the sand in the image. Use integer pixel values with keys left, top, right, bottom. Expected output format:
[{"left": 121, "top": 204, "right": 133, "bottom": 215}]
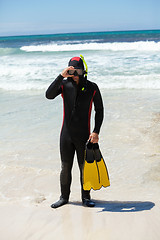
[
  {"left": 1, "top": 89, "right": 160, "bottom": 239},
  {"left": 1, "top": 198, "right": 160, "bottom": 240}
]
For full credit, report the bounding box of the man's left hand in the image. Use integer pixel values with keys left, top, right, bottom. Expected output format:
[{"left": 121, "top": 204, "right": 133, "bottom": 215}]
[{"left": 89, "top": 132, "right": 99, "bottom": 143}]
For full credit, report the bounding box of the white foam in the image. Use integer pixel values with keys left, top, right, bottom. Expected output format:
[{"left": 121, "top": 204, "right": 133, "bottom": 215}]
[
  {"left": 95, "top": 74, "right": 160, "bottom": 89},
  {"left": 1, "top": 73, "right": 160, "bottom": 90},
  {"left": 1, "top": 43, "right": 160, "bottom": 91},
  {"left": 20, "top": 41, "right": 160, "bottom": 52}
]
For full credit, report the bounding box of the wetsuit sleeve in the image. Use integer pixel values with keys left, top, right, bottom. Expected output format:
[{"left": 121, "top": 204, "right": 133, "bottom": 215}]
[
  {"left": 45, "top": 74, "right": 64, "bottom": 99},
  {"left": 93, "top": 84, "right": 104, "bottom": 134}
]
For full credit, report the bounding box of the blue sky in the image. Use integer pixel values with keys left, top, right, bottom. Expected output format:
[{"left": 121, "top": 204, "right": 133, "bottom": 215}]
[{"left": 0, "top": 0, "right": 159, "bottom": 36}]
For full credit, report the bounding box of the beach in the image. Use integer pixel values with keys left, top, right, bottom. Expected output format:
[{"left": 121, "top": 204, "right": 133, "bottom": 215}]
[
  {"left": 0, "top": 31, "right": 160, "bottom": 239},
  {"left": 1, "top": 89, "right": 160, "bottom": 240}
]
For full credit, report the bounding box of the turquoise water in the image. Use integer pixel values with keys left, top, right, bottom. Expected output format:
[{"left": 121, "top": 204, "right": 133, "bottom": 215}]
[{"left": 1, "top": 29, "right": 160, "bottom": 48}]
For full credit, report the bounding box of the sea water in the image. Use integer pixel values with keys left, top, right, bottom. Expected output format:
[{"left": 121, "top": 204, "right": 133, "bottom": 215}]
[{"left": 0, "top": 30, "right": 160, "bottom": 204}]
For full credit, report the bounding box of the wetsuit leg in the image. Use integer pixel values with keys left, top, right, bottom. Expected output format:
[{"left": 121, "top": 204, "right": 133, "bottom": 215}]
[
  {"left": 74, "top": 139, "right": 91, "bottom": 200},
  {"left": 60, "top": 125, "right": 75, "bottom": 200}
]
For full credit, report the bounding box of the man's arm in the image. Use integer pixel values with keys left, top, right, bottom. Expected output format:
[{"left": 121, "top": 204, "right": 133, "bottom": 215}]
[
  {"left": 45, "top": 66, "right": 75, "bottom": 99},
  {"left": 45, "top": 74, "right": 64, "bottom": 99}
]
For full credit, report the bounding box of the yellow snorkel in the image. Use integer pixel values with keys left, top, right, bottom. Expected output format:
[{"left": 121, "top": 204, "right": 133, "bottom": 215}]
[{"left": 80, "top": 55, "right": 88, "bottom": 77}]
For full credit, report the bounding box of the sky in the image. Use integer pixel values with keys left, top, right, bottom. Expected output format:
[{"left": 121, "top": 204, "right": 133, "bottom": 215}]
[{"left": 0, "top": 0, "right": 160, "bottom": 36}]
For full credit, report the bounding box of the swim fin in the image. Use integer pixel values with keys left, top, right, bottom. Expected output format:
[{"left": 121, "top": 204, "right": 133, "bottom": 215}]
[
  {"left": 93, "top": 143, "right": 110, "bottom": 188},
  {"left": 83, "top": 141, "right": 110, "bottom": 191}
]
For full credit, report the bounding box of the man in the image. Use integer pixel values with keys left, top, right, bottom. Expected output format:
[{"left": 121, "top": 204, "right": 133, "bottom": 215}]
[{"left": 46, "top": 56, "right": 104, "bottom": 208}]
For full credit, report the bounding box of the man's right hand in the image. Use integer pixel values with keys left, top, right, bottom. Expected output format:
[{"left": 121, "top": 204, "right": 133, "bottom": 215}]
[{"left": 61, "top": 66, "right": 74, "bottom": 78}]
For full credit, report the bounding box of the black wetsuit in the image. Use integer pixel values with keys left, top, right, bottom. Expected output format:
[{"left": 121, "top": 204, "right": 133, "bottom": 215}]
[{"left": 46, "top": 74, "right": 104, "bottom": 200}]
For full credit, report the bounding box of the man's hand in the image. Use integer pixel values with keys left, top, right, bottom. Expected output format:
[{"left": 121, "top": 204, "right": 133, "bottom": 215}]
[
  {"left": 61, "top": 66, "right": 74, "bottom": 78},
  {"left": 89, "top": 132, "right": 99, "bottom": 143}
]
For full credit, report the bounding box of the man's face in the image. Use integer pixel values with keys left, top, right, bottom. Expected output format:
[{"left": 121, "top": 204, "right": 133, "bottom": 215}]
[{"left": 72, "top": 75, "right": 79, "bottom": 83}]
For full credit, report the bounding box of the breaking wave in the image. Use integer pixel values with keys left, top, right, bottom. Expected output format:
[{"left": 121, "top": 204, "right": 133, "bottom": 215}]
[{"left": 20, "top": 41, "right": 160, "bottom": 52}]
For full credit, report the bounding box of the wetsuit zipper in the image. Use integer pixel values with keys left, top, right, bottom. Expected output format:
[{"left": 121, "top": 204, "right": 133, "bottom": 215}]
[{"left": 69, "top": 84, "right": 81, "bottom": 126}]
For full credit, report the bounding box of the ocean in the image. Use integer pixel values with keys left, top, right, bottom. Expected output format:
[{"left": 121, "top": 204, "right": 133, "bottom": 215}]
[
  {"left": 0, "top": 30, "right": 160, "bottom": 205},
  {"left": 1, "top": 30, "right": 160, "bottom": 90}
]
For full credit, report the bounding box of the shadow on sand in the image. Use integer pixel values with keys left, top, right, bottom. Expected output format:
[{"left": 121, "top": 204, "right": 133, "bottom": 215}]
[
  {"left": 71, "top": 200, "right": 155, "bottom": 212},
  {"left": 94, "top": 200, "right": 155, "bottom": 212}
]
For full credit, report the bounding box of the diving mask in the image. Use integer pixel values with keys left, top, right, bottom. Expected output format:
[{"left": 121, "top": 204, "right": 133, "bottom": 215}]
[{"left": 68, "top": 68, "right": 84, "bottom": 76}]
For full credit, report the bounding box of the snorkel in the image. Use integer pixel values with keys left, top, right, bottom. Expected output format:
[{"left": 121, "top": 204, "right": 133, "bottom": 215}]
[
  {"left": 80, "top": 55, "right": 88, "bottom": 91},
  {"left": 80, "top": 55, "right": 88, "bottom": 78}
]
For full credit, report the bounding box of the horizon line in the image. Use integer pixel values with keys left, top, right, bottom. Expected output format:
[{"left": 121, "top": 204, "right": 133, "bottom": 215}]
[{"left": 0, "top": 28, "right": 160, "bottom": 38}]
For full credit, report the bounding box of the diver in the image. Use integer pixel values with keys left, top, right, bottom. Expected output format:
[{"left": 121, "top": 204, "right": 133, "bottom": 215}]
[{"left": 45, "top": 56, "right": 104, "bottom": 208}]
